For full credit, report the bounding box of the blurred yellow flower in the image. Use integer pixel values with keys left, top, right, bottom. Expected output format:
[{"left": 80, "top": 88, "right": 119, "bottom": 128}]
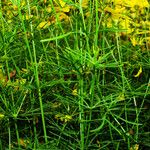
[
  {"left": 59, "top": 0, "right": 66, "bottom": 7},
  {"left": 0, "top": 65, "right": 6, "bottom": 85},
  {"left": 81, "top": 0, "right": 89, "bottom": 8},
  {"left": 134, "top": 66, "right": 142, "bottom": 77},
  {"left": 117, "top": 93, "right": 125, "bottom": 101},
  {"left": 72, "top": 88, "right": 77, "bottom": 96},
  {"left": 55, "top": 114, "right": 72, "bottom": 123},
  {"left": 37, "top": 21, "right": 51, "bottom": 29},
  {"left": 15, "top": 138, "right": 29, "bottom": 148},
  {"left": 130, "top": 36, "right": 137, "bottom": 46},
  {"left": 0, "top": 113, "right": 4, "bottom": 119},
  {"left": 64, "top": 115, "right": 72, "bottom": 123},
  {"left": 125, "top": 0, "right": 149, "bottom": 8},
  {"left": 130, "top": 144, "right": 139, "bottom": 150}
]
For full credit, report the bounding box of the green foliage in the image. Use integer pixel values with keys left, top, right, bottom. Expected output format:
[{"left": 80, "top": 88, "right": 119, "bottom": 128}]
[{"left": 0, "top": 0, "right": 150, "bottom": 149}]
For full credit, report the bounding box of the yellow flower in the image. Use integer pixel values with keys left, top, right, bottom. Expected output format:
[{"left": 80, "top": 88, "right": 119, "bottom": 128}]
[
  {"left": 117, "top": 93, "right": 125, "bottom": 101},
  {"left": 15, "top": 138, "right": 29, "bottom": 148},
  {"left": 37, "top": 21, "right": 51, "bottom": 29},
  {"left": 59, "top": 0, "right": 66, "bottom": 7},
  {"left": 81, "top": 0, "right": 89, "bottom": 8},
  {"left": 0, "top": 113, "right": 4, "bottom": 119},
  {"left": 46, "top": 5, "right": 52, "bottom": 13},
  {"left": 0, "top": 65, "right": 6, "bottom": 85},
  {"left": 55, "top": 0, "right": 70, "bottom": 12},
  {"left": 119, "top": 16, "right": 133, "bottom": 34},
  {"left": 134, "top": 66, "right": 142, "bottom": 77},
  {"left": 130, "top": 36, "right": 137, "bottom": 46},
  {"left": 54, "top": 114, "right": 72, "bottom": 123},
  {"left": 107, "top": 0, "right": 124, "bottom": 5},
  {"left": 124, "top": 0, "right": 149, "bottom": 8},
  {"left": 130, "top": 144, "right": 139, "bottom": 150},
  {"left": 59, "top": 13, "right": 70, "bottom": 22},
  {"left": 64, "top": 115, "right": 72, "bottom": 123},
  {"left": 72, "top": 89, "right": 77, "bottom": 96}
]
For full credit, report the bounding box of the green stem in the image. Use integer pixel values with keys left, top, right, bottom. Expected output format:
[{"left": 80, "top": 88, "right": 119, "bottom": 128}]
[
  {"left": 15, "top": 122, "right": 20, "bottom": 149},
  {"left": 79, "top": 20, "right": 85, "bottom": 149},
  {"left": 79, "top": 75, "right": 84, "bottom": 150},
  {"left": 27, "top": 0, "right": 48, "bottom": 144}
]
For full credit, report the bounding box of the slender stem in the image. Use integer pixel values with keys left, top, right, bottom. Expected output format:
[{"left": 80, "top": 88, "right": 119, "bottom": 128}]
[
  {"left": 26, "top": 0, "right": 48, "bottom": 144},
  {"left": 8, "top": 119, "right": 11, "bottom": 150},
  {"left": 15, "top": 122, "right": 20, "bottom": 149},
  {"left": 78, "top": 11, "right": 85, "bottom": 148},
  {"left": 79, "top": 74, "right": 84, "bottom": 150},
  {"left": 94, "top": 0, "right": 99, "bottom": 47}
]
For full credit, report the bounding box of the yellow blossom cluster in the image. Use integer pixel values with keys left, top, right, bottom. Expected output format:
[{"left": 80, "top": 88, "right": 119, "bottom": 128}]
[{"left": 103, "top": 0, "right": 150, "bottom": 47}]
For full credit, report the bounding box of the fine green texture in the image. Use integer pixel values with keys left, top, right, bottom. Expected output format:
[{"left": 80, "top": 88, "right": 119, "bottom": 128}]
[{"left": 0, "top": 0, "right": 150, "bottom": 149}]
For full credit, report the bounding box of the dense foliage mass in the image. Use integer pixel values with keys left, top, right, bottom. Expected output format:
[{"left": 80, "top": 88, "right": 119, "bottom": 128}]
[{"left": 0, "top": 0, "right": 150, "bottom": 149}]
